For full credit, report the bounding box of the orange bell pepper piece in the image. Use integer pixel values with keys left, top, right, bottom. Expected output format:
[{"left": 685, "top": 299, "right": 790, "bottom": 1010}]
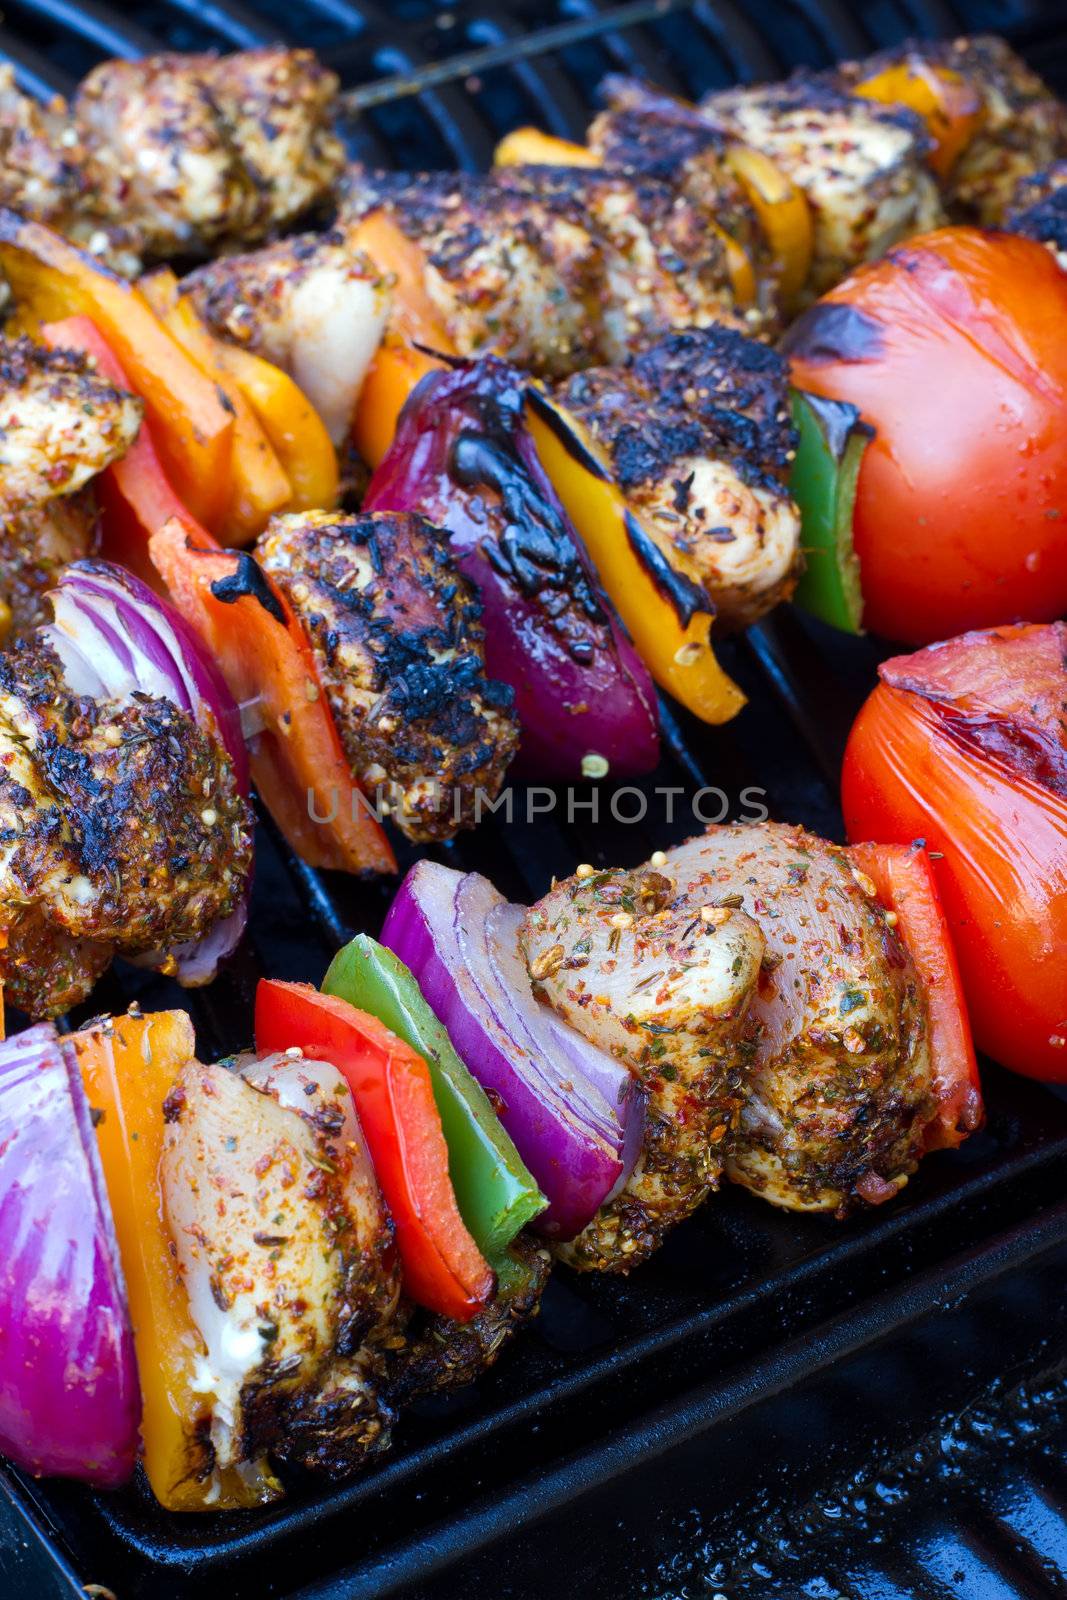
[
  {"left": 353, "top": 338, "right": 450, "bottom": 471},
  {"left": 0, "top": 210, "right": 233, "bottom": 527},
  {"left": 43, "top": 315, "right": 206, "bottom": 587},
  {"left": 149, "top": 517, "right": 396, "bottom": 877},
  {"left": 493, "top": 127, "right": 600, "bottom": 168},
  {"left": 846, "top": 841, "right": 983, "bottom": 1152},
  {"left": 141, "top": 269, "right": 292, "bottom": 544},
  {"left": 854, "top": 59, "right": 984, "bottom": 180},
  {"left": 210, "top": 340, "right": 340, "bottom": 514},
  {"left": 71, "top": 1008, "right": 281, "bottom": 1512},
  {"left": 348, "top": 208, "right": 457, "bottom": 351},
  {"left": 724, "top": 143, "right": 813, "bottom": 309}
]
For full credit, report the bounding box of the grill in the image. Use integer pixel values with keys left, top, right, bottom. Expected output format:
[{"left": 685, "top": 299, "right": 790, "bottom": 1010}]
[{"left": 2, "top": 2, "right": 1067, "bottom": 1597}]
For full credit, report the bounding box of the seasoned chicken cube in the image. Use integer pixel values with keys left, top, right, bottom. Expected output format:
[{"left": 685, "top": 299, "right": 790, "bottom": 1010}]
[
  {"left": 588, "top": 79, "right": 766, "bottom": 292},
  {"left": 74, "top": 47, "right": 345, "bottom": 261},
  {"left": 182, "top": 229, "right": 388, "bottom": 445},
  {"left": 0, "top": 66, "right": 85, "bottom": 233},
  {"left": 522, "top": 858, "right": 764, "bottom": 1271},
  {"left": 554, "top": 327, "right": 802, "bottom": 630},
  {"left": 839, "top": 35, "right": 1067, "bottom": 225},
  {"left": 0, "top": 338, "right": 141, "bottom": 640},
  {"left": 0, "top": 638, "right": 253, "bottom": 1017},
  {"left": 660, "top": 824, "right": 933, "bottom": 1214},
  {"left": 257, "top": 511, "right": 519, "bottom": 842},
  {"left": 1006, "top": 159, "right": 1067, "bottom": 267},
  {"left": 701, "top": 74, "right": 943, "bottom": 293},
  {"left": 342, "top": 168, "right": 605, "bottom": 376},
  {"left": 492, "top": 164, "right": 743, "bottom": 356},
  {"left": 0, "top": 338, "right": 141, "bottom": 510},
  {"left": 161, "top": 1053, "right": 400, "bottom": 1480}
]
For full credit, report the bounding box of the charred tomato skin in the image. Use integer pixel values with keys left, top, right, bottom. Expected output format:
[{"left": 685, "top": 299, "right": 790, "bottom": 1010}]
[
  {"left": 842, "top": 678, "right": 1067, "bottom": 1084},
  {"left": 787, "top": 227, "right": 1067, "bottom": 644}
]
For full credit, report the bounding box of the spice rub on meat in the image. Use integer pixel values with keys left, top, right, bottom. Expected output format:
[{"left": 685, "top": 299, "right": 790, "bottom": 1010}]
[
  {"left": 0, "top": 337, "right": 142, "bottom": 642},
  {"left": 552, "top": 326, "right": 802, "bottom": 630},
  {"left": 257, "top": 510, "right": 519, "bottom": 843},
  {"left": 74, "top": 47, "right": 346, "bottom": 262},
  {"left": 521, "top": 855, "right": 765, "bottom": 1272},
  {"left": 341, "top": 164, "right": 740, "bottom": 375},
  {"left": 0, "top": 637, "right": 253, "bottom": 1017},
  {"left": 659, "top": 824, "right": 934, "bottom": 1215}
]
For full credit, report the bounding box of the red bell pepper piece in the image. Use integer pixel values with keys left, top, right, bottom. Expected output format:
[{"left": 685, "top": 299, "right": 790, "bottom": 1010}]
[
  {"left": 847, "top": 840, "right": 983, "bottom": 1150},
  {"left": 42, "top": 315, "right": 207, "bottom": 588},
  {"left": 255, "top": 980, "right": 494, "bottom": 1322},
  {"left": 150, "top": 518, "right": 396, "bottom": 877}
]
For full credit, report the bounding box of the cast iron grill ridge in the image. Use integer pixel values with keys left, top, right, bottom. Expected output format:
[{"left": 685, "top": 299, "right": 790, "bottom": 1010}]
[{"left": 0, "top": 3, "right": 1066, "bottom": 1598}]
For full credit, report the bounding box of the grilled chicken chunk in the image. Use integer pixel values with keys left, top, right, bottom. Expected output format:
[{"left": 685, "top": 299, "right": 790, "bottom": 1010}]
[
  {"left": 257, "top": 511, "right": 518, "bottom": 843},
  {"left": 341, "top": 165, "right": 739, "bottom": 374},
  {"left": 0, "top": 639, "right": 252, "bottom": 1018},
  {"left": 182, "top": 229, "right": 388, "bottom": 445},
  {"left": 0, "top": 338, "right": 142, "bottom": 641},
  {"left": 1006, "top": 159, "right": 1067, "bottom": 266},
  {"left": 74, "top": 47, "right": 345, "bottom": 262},
  {"left": 491, "top": 164, "right": 744, "bottom": 355},
  {"left": 522, "top": 858, "right": 765, "bottom": 1271},
  {"left": 553, "top": 327, "right": 801, "bottom": 630},
  {"left": 838, "top": 35, "right": 1067, "bottom": 225},
  {"left": 659, "top": 825, "right": 933, "bottom": 1214},
  {"left": 700, "top": 74, "right": 943, "bottom": 293},
  {"left": 161, "top": 1053, "right": 400, "bottom": 1482}
]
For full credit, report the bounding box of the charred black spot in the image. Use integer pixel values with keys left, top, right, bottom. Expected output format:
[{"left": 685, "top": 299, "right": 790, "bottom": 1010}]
[
  {"left": 624, "top": 512, "right": 713, "bottom": 627},
  {"left": 781, "top": 303, "right": 886, "bottom": 366},
  {"left": 210, "top": 552, "right": 286, "bottom": 624}
]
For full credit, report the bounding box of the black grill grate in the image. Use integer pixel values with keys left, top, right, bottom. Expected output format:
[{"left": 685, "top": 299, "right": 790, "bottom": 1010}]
[{"left": 1, "top": 3, "right": 1067, "bottom": 1597}]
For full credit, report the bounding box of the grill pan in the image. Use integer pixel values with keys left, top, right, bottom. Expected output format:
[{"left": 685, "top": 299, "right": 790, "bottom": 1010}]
[{"left": 1, "top": 2, "right": 1067, "bottom": 1596}]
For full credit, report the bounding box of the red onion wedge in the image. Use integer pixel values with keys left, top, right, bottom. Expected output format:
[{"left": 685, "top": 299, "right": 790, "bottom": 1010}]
[
  {"left": 0, "top": 1024, "right": 139, "bottom": 1486},
  {"left": 364, "top": 358, "right": 659, "bottom": 781},
  {"left": 42, "top": 560, "right": 251, "bottom": 983},
  {"left": 381, "top": 860, "right": 645, "bottom": 1240}
]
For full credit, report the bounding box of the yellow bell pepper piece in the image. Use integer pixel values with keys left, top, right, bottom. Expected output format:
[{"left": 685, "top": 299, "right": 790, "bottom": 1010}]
[
  {"left": 353, "top": 338, "right": 451, "bottom": 470},
  {"left": 71, "top": 1009, "right": 281, "bottom": 1513},
  {"left": 724, "top": 143, "right": 813, "bottom": 309},
  {"left": 526, "top": 391, "right": 746, "bottom": 726},
  {"left": 854, "top": 59, "right": 983, "bottom": 181},
  {"left": 210, "top": 340, "right": 340, "bottom": 514},
  {"left": 0, "top": 211, "right": 234, "bottom": 529},
  {"left": 141, "top": 269, "right": 292, "bottom": 543},
  {"left": 494, "top": 127, "right": 601, "bottom": 168}
]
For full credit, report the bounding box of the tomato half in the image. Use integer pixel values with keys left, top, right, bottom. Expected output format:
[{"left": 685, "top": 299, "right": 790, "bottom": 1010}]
[
  {"left": 842, "top": 675, "right": 1067, "bottom": 1083},
  {"left": 788, "top": 227, "right": 1067, "bottom": 644}
]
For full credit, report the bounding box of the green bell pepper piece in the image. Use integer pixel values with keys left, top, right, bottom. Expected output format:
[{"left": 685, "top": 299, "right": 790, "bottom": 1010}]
[
  {"left": 789, "top": 388, "right": 872, "bottom": 634},
  {"left": 323, "top": 935, "right": 546, "bottom": 1263}
]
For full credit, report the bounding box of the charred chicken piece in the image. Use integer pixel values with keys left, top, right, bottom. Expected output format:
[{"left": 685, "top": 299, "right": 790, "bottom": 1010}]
[
  {"left": 838, "top": 35, "right": 1067, "bottom": 225},
  {"left": 161, "top": 1053, "right": 401, "bottom": 1481},
  {"left": 73, "top": 47, "right": 345, "bottom": 262},
  {"left": 658, "top": 824, "right": 933, "bottom": 1214},
  {"left": 0, "top": 640, "right": 252, "bottom": 1018},
  {"left": 257, "top": 510, "right": 519, "bottom": 843},
  {"left": 1006, "top": 159, "right": 1067, "bottom": 267},
  {"left": 699, "top": 73, "right": 943, "bottom": 293},
  {"left": 341, "top": 165, "right": 739, "bottom": 374},
  {"left": 182, "top": 228, "right": 388, "bottom": 446},
  {"left": 0, "top": 337, "right": 142, "bottom": 641},
  {"left": 490, "top": 163, "right": 744, "bottom": 355},
  {"left": 587, "top": 80, "right": 768, "bottom": 298},
  {"left": 522, "top": 859, "right": 764, "bottom": 1271},
  {"left": 553, "top": 327, "right": 802, "bottom": 630}
]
